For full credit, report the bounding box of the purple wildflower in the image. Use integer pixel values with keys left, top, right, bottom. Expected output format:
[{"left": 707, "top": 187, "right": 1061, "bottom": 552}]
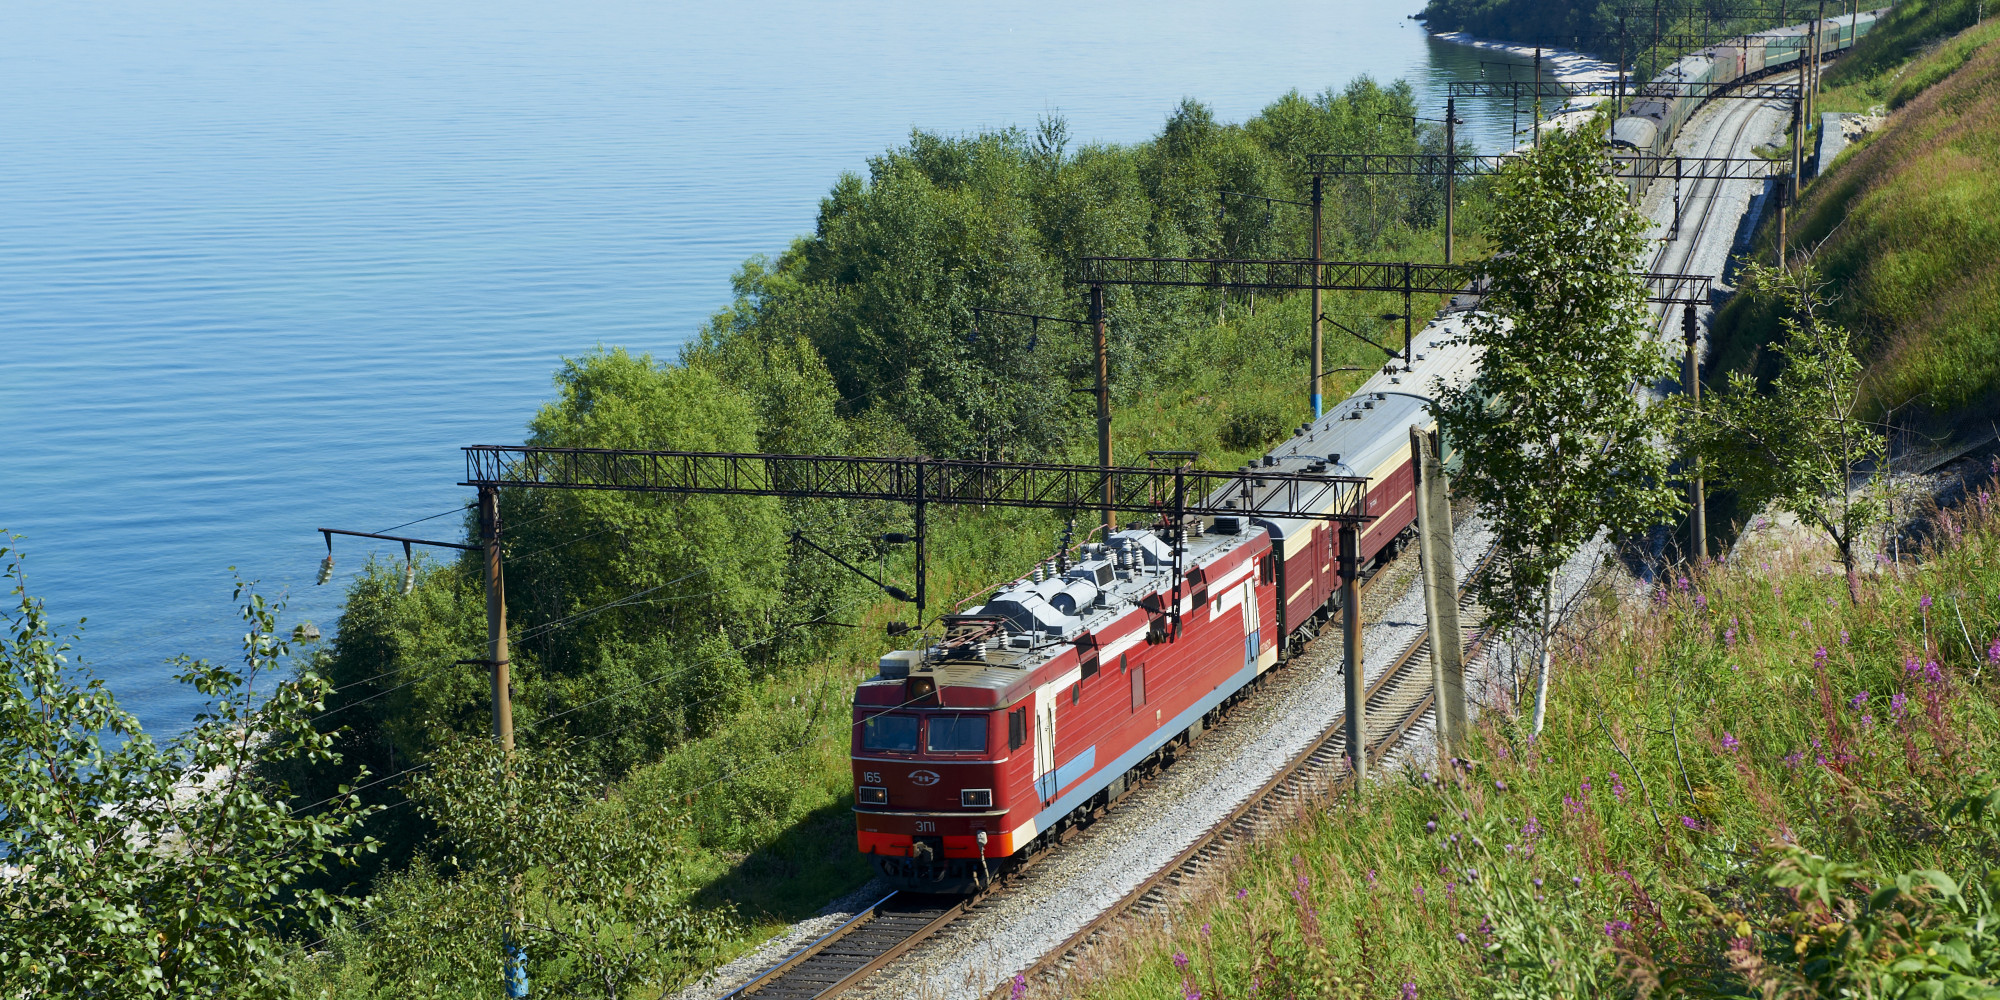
[
  {"left": 1201, "top": 922, "right": 1210, "bottom": 938},
  {"left": 1605, "top": 919, "right": 1633, "bottom": 939},
  {"left": 1414, "top": 884, "right": 1426, "bottom": 902},
  {"left": 1892, "top": 692, "right": 1909, "bottom": 721},
  {"left": 1564, "top": 795, "right": 1583, "bottom": 815},
  {"left": 1182, "top": 981, "right": 1202, "bottom": 1000},
  {"left": 1173, "top": 951, "right": 1189, "bottom": 971},
  {"left": 1425, "top": 820, "right": 1436, "bottom": 832},
  {"left": 1921, "top": 595, "right": 1933, "bottom": 610},
  {"left": 1926, "top": 660, "right": 1944, "bottom": 684},
  {"left": 1725, "top": 625, "right": 1737, "bottom": 649},
  {"left": 1721, "top": 732, "right": 1740, "bottom": 752},
  {"left": 1860, "top": 713, "right": 1874, "bottom": 727},
  {"left": 1011, "top": 973, "right": 1027, "bottom": 1000},
  {"left": 1609, "top": 771, "right": 1627, "bottom": 803},
  {"left": 1235, "top": 887, "right": 1248, "bottom": 900},
  {"left": 1522, "top": 816, "right": 1542, "bottom": 839},
  {"left": 1988, "top": 635, "right": 2000, "bottom": 665},
  {"left": 1815, "top": 647, "right": 1829, "bottom": 669},
  {"left": 1402, "top": 984, "right": 1419, "bottom": 1000},
  {"left": 1681, "top": 815, "right": 1702, "bottom": 831},
  {"left": 1851, "top": 691, "right": 1869, "bottom": 711},
  {"left": 1366, "top": 869, "right": 1378, "bottom": 888},
  {"left": 1841, "top": 629, "right": 1850, "bottom": 646},
  {"left": 1783, "top": 751, "right": 1804, "bottom": 769},
  {"left": 1677, "top": 575, "right": 1690, "bottom": 592},
  {"left": 1456, "top": 932, "right": 1468, "bottom": 944},
  {"left": 1695, "top": 593, "right": 1708, "bottom": 609},
  {"left": 1495, "top": 779, "right": 1507, "bottom": 791}
]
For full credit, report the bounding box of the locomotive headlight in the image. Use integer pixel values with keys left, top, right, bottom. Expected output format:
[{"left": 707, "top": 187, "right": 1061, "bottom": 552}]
[
  {"left": 858, "top": 786, "right": 887, "bottom": 805},
  {"left": 961, "top": 788, "right": 993, "bottom": 808}
]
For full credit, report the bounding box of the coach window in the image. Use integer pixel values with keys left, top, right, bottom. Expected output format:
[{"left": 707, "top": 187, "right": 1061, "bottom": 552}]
[
  {"left": 861, "top": 714, "right": 919, "bottom": 752},
  {"left": 926, "top": 714, "right": 988, "bottom": 753}
]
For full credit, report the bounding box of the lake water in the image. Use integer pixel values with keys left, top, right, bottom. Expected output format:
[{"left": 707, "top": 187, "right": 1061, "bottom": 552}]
[{"left": 0, "top": 0, "right": 1561, "bottom": 735}]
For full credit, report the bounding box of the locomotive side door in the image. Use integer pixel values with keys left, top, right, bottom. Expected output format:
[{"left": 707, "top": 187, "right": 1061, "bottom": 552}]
[{"left": 1032, "top": 687, "right": 1057, "bottom": 802}]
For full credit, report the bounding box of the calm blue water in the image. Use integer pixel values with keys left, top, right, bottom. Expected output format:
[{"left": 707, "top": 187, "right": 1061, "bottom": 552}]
[{"left": 0, "top": 0, "right": 1537, "bottom": 735}]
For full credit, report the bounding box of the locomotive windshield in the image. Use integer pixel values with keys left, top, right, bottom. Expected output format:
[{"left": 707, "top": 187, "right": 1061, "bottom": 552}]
[
  {"left": 924, "top": 714, "right": 988, "bottom": 753},
  {"left": 861, "top": 714, "right": 919, "bottom": 752}
]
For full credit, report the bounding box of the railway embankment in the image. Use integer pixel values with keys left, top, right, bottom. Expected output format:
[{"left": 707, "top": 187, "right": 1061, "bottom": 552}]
[
  {"left": 1052, "top": 472, "right": 2000, "bottom": 1000},
  {"left": 1712, "top": 5, "right": 2000, "bottom": 444}
]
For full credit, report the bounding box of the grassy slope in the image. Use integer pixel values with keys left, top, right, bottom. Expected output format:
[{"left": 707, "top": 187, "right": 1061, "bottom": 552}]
[
  {"left": 1711, "top": 6, "right": 2000, "bottom": 429},
  {"left": 1071, "top": 479, "right": 2000, "bottom": 999}
]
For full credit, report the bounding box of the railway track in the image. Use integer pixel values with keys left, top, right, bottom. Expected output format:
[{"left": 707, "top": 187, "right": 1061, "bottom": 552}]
[{"left": 716, "top": 542, "right": 1491, "bottom": 1000}]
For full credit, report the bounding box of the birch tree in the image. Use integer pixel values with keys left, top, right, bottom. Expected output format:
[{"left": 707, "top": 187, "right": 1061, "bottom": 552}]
[
  {"left": 1433, "top": 117, "right": 1681, "bottom": 733},
  {"left": 1695, "top": 259, "right": 1885, "bottom": 603}
]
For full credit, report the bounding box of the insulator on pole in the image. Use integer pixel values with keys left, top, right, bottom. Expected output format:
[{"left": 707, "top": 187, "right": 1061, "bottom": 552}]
[
  {"left": 402, "top": 541, "right": 416, "bottom": 594},
  {"left": 317, "top": 555, "right": 334, "bottom": 586}
]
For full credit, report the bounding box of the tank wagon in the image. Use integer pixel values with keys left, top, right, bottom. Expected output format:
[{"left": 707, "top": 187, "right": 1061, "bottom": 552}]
[
  {"left": 849, "top": 316, "right": 1482, "bottom": 892},
  {"left": 1611, "top": 9, "right": 1887, "bottom": 165}
]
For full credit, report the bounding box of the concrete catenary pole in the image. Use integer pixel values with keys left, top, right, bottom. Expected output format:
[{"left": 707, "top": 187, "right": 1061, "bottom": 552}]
[
  {"left": 1310, "top": 175, "right": 1325, "bottom": 418},
  {"left": 1091, "top": 284, "right": 1113, "bottom": 538},
  {"left": 1683, "top": 305, "right": 1707, "bottom": 561},
  {"left": 1410, "top": 427, "right": 1467, "bottom": 755},
  {"left": 1443, "top": 98, "right": 1457, "bottom": 267},
  {"left": 1340, "top": 522, "right": 1366, "bottom": 780}
]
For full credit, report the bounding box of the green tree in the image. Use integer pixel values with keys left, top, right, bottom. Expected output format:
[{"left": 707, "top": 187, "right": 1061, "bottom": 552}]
[
  {"left": 1697, "top": 259, "right": 1887, "bottom": 603},
  {"left": 356, "top": 736, "right": 734, "bottom": 999},
  {"left": 1433, "top": 117, "right": 1681, "bottom": 733},
  {"left": 0, "top": 542, "right": 377, "bottom": 997}
]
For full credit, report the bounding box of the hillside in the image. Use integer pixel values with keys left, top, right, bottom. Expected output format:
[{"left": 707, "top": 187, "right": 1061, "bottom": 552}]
[
  {"left": 1065, "top": 469, "right": 2000, "bottom": 999},
  {"left": 1712, "top": 4, "right": 2000, "bottom": 435}
]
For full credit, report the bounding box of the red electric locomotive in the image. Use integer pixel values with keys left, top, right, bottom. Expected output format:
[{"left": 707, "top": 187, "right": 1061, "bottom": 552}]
[{"left": 850, "top": 323, "right": 1481, "bottom": 891}]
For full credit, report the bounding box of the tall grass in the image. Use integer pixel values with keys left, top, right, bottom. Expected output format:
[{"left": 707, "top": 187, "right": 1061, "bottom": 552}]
[
  {"left": 1712, "top": 10, "right": 2000, "bottom": 428},
  {"left": 1075, "top": 477, "right": 2000, "bottom": 999}
]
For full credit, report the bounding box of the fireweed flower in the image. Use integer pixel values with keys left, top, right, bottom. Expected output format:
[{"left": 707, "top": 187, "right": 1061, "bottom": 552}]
[
  {"left": 1815, "top": 647, "right": 1829, "bottom": 670},
  {"left": 1173, "top": 951, "right": 1189, "bottom": 971},
  {"left": 1695, "top": 593, "right": 1708, "bottom": 609},
  {"left": 1521, "top": 816, "right": 1542, "bottom": 840},
  {"left": 1681, "top": 815, "right": 1702, "bottom": 831},
  {"left": 1413, "top": 884, "right": 1425, "bottom": 902},
  {"left": 1860, "top": 713, "right": 1874, "bottom": 727},
  {"left": 1851, "top": 691, "right": 1869, "bottom": 711},
  {"left": 1921, "top": 595, "right": 1933, "bottom": 610},
  {"left": 1609, "top": 772, "right": 1627, "bottom": 803},
  {"left": 1721, "top": 732, "right": 1740, "bottom": 752},
  {"left": 1365, "top": 869, "right": 1378, "bottom": 888},
  {"left": 1011, "top": 974, "right": 1027, "bottom": 1000},
  {"left": 1841, "top": 629, "right": 1850, "bottom": 646},
  {"left": 1725, "top": 625, "right": 1737, "bottom": 649},
  {"left": 1235, "top": 887, "right": 1248, "bottom": 900},
  {"left": 1401, "top": 984, "right": 1419, "bottom": 1000},
  {"left": 1677, "top": 576, "right": 1690, "bottom": 592},
  {"left": 1892, "top": 692, "right": 1908, "bottom": 721},
  {"left": 1783, "top": 751, "right": 1804, "bottom": 768},
  {"left": 1201, "top": 922, "right": 1210, "bottom": 938},
  {"left": 1604, "top": 919, "right": 1633, "bottom": 939}
]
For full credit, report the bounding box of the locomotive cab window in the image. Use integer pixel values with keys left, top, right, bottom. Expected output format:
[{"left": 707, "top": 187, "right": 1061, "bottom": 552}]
[
  {"left": 1008, "top": 707, "right": 1027, "bottom": 750},
  {"left": 861, "top": 714, "right": 919, "bottom": 752},
  {"left": 925, "top": 714, "right": 988, "bottom": 753}
]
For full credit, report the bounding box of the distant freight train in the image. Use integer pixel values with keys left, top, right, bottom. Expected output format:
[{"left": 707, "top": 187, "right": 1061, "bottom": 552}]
[
  {"left": 851, "top": 9, "right": 1884, "bottom": 894},
  {"left": 1611, "top": 8, "right": 1886, "bottom": 158}
]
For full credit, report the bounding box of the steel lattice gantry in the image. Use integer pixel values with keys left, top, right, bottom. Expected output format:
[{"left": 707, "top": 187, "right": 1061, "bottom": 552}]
[
  {"left": 1074, "top": 255, "right": 1712, "bottom": 307},
  {"left": 1445, "top": 79, "right": 1801, "bottom": 100},
  {"left": 1304, "top": 151, "right": 1781, "bottom": 183},
  {"left": 463, "top": 445, "right": 1372, "bottom": 631}
]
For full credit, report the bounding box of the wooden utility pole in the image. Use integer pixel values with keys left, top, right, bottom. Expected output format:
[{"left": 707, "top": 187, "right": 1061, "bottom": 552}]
[
  {"left": 1683, "top": 305, "right": 1707, "bottom": 561},
  {"left": 1090, "top": 284, "right": 1113, "bottom": 538},
  {"left": 477, "top": 486, "right": 527, "bottom": 998},
  {"left": 1410, "top": 427, "right": 1467, "bottom": 755},
  {"left": 1310, "top": 175, "right": 1325, "bottom": 418},
  {"left": 1340, "top": 523, "right": 1366, "bottom": 780}
]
